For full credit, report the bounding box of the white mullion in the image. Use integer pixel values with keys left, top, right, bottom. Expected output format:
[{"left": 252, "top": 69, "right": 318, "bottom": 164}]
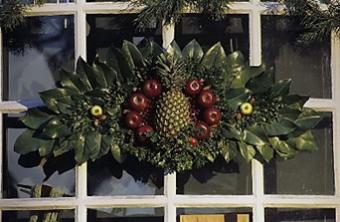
[
  {"left": 75, "top": 1, "right": 87, "bottom": 221},
  {"left": 331, "top": 30, "right": 340, "bottom": 222},
  {"left": 174, "top": 195, "right": 255, "bottom": 208},
  {"left": 162, "top": 22, "right": 177, "bottom": 222},
  {"left": 252, "top": 160, "right": 264, "bottom": 222},
  {"left": 249, "top": 8, "right": 262, "bottom": 66}
]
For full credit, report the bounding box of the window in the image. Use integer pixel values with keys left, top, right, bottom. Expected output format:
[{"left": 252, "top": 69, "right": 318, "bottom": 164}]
[{"left": 1, "top": 1, "right": 339, "bottom": 222}]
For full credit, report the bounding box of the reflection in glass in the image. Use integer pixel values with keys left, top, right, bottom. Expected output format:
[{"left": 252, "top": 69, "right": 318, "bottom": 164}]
[
  {"left": 175, "top": 14, "right": 249, "bottom": 56},
  {"left": 262, "top": 16, "right": 331, "bottom": 98},
  {"left": 2, "top": 209, "right": 74, "bottom": 222},
  {"left": 87, "top": 14, "right": 162, "bottom": 63},
  {"left": 3, "top": 115, "right": 75, "bottom": 198},
  {"left": 265, "top": 208, "right": 335, "bottom": 222},
  {"left": 88, "top": 208, "right": 164, "bottom": 222},
  {"left": 264, "top": 113, "right": 334, "bottom": 195},
  {"left": 88, "top": 155, "right": 164, "bottom": 196},
  {"left": 3, "top": 16, "right": 75, "bottom": 102},
  {"left": 177, "top": 208, "right": 252, "bottom": 222},
  {"left": 177, "top": 156, "right": 251, "bottom": 195}
]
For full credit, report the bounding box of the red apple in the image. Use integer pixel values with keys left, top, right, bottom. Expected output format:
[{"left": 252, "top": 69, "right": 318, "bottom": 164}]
[
  {"left": 203, "top": 108, "right": 222, "bottom": 125},
  {"left": 136, "top": 125, "right": 154, "bottom": 143},
  {"left": 125, "top": 111, "right": 143, "bottom": 129},
  {"left": 143, "top": 80, "right": 162, "bottom": 98},
  {"left": 129, "top": 92, "right": 149, "bottom": 111},
  {"left": 196, "top": 121, "right": 210, "bottom": 140},
  {"left": 185, "top": 79, "right": 202, "bottom": 96},
  {"left": 197, "top": 89, "right": 216, "bottom": 108}
]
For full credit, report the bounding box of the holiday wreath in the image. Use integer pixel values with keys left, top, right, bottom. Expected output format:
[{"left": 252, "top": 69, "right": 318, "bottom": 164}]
[{"left": 14, "top": 40, "right": 322, "bottom": 173}]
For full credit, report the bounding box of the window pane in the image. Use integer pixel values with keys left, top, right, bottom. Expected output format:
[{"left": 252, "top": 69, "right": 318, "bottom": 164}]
[
  {"left": 88, "top": 208, "right": 164, "bottom": 222},
  {"left": 177, "top": 208, "right": 252, "bottom": 222},
  {"left": 88, "top": 155, "right": 163, "bottom": 196},
  {"left": 175, "top": 14, "right": 249, "bottom": 57},
  {"left": 87, "top": 14, "right": 162, "bottom": 63},
  {"left": 3, "top": 115, "right": 75, "bottom": 198},
  {"left": 3, "top": 16, "right": 75, "bottom": 101},
  {"left": 177, "top": 156, "right": 252, "bottom": 195},
  {"left": 262, "top": 16, "right": 331, "bottom": 98},
  {"left": 265, "top": 208, "right": 335, "bottom": 222},
  {"left": 2, "top": 210, "right": 74, "bottom": 222},
  {"left": 264, "top": 112, "right": 334, "bottom": 195}
]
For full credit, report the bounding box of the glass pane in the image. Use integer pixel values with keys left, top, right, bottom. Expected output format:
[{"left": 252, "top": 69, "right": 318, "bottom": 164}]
[
  {"left": 88, "top": 155, "right": 164, "bottom": 196},
  {"left": 264, "top": 112, "right": 334, "bottom": 195},
  {"left": 262, "top": 16, "right": 331, "bottom": 98},
  {"left": 88, "top": 208, "right": 164, "bottom": 222},
  {"left": 87, "top": 14, "right": 162, "bottom": 63},
  {"left": 3, "top": 209, "right": 74, "bottom": 222},
  {"left": 177, "top": 156, "right": 251, "bottom": 195},
  {"left": 265, "top": 208, "right": 335, "bottom": 222},
  {"left": 177, "top": 208, "right": 252, "bottom": 222},
  {"left": 175, "top": 14, "right": 249, "bottom": 57},
  {"left": 3, "top": 115, "right": 75, "bottom": 198},
  {"left": 3, "top": 16, "right": 75, "bottom": 102}
]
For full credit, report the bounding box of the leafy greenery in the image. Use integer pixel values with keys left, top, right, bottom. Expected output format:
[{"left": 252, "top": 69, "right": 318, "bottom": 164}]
[
  {"left": 284, "top": 0, "right": 340, "bottom": 43},
  {"left": 133, "top": 0, "right": 230, "bottom": 28},
  {"left": 14, "top": 40, "right": 322, "bottom": 173},
  {"left": 0, "top": 0, "right": 46, "bottom": 32}
]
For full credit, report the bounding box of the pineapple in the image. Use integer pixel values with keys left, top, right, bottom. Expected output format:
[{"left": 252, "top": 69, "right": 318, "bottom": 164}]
[
  {"left": 155, "top": 88, "right": 191, "bottom": 138},
  {"left": 154, "top": 54, "right": 191, "bottom": 138}
]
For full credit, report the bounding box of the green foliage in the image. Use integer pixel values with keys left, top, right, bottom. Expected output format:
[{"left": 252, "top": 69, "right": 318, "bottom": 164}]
[
  {"left": 284, "top": 0, "right": 340, "bottom": 43},
  {"left": 14, "top": 39, "right": 323, "bottom": 173},
  {"left": 0, "top": 0, "right": 46, "bottom": 32},
  {"left": 133, "top": 0, "right": 230, "bottom": 28}
]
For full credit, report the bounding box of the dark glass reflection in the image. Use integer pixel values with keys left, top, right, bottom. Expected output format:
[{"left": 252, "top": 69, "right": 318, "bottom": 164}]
[
  {"left": 262, "top": 16, "right": 331, "bottom": 98},
  {"left": 88, "top": 155, "right": 164, "bottom": 196},
  {"left": 3, "top": 16, "right": 75, "bottom": 102},
  {"left": 3, "top": 210, "right": 74, "bottom": 222},
  {"left": 87, "top": 14, "right": 162, "bottom": 63},
  {"left": 3, "top": 115, "right": 75, "bottom": 198},
  {"left": 264, "top": 113, "right": 334, "bottom": 195},
  {"left": 177, "top": 208, "right": 252, "bottom": 222},
  {"left": 265, "top": 208, "right": 335, "bottom": 222},
  {"left": 87, "top": 208, "right": 164, "bottom": 222},
  {"left": 177, "top": 156, "right": 252, "bottom": 195},
  {"left": 175, "top": 14, "right": 249, "bottom": 56}
]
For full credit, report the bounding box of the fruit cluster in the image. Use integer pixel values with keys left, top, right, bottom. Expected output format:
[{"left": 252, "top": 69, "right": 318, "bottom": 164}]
[{"left": 185, "top": 79, "right": 221, "bottom": 146}]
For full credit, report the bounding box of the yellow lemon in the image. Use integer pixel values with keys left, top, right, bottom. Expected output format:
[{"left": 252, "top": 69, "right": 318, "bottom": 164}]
[
  {"left": 240, "top": 102, "right": 253, "bottom": 115},
  {"left": 90, "top": 105, "right": 103, "bottom": 117}
]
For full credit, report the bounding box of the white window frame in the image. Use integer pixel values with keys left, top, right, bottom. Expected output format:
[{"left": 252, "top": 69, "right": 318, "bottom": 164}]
[{"left": 0, "top": 1, "right": 339, "bottom": 222}]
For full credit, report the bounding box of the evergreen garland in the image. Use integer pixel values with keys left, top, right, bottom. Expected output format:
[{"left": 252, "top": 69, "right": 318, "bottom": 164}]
[
  {"left": 284, "top": 0, "right": 340, "bottom": 43},
  {"left": 0, "top": 0, "right": 46, "bottom": 32},
  {"left": 133, "top": 0, "right": 230, "bottom": 28}
]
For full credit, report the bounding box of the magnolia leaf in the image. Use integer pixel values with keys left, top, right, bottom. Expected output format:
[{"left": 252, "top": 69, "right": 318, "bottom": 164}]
[
  {"left": 167, "top": 41, "right": 183, "bottom": 60},
  {"left": 40, "top": 89, "right": 76, "bottom": 114},
  {"left": 295, "top": 109, "right": 322, "bottom": 130},
  {"left": 226, "top": 88, "right": 250, "bottom": 111},
  {"left": 288, "top": 130, "right": 318, "bottom": 151},
  {"left": 226, "top": 51, "right": 245, "bottom": 74},
  {"left": 59, "top": 69, "right": 81, "bottom": 93},
  {"left": 122, "top": 40, "right": 145, "bottom": 68},
  {"left": 38, "top": 140, "right": 55, "bottom": 157},
  {"left": 99, "top": 135, "right": 114, "bottom": 158},
  {"left": 76, "top": 58, "right": 94, "bottom": 91},
  {"left": 263, "top": 118, "right": 296, "bottom": 136},
  {"left": 238, "top": 141, "right": 256, "bottom": 162},
  {"left": 72, "top": 133, "right": 86, "bottom": 164},
  {"left": 282, "top": 95, "right": 309, "bottom": 108},
  {"left": 20, "top": 112, "right": 51, "bottom": 130},
  {"left": 218, "top": 140, "right": 237, "bottom": 162},
  {"left": 200, "top": 42, "right": 227, "bottom": 70},
  {"left": 256, "top": 144, "right": 274, "bottom": 162},
  {"left": 85, "top": 131, "right": 102, "bottom": 160},
  {"left": 14, "top": 130, "right": 47, "bottom": 155},
  {"left": 41, "top": 118, "right": 71, "bottom": 139},
  {"left": 269, "top": 79, "right": 292, "bottom": 98},
  {"left": 230, "top": 65, "right": 265, "bottom": 89},
  {"left": 182, "top": 39, "right": 204, "bottom": 61},
  {"left": 111, "top": 144, "right": 125, "bottom": 163},
  {"left": 95, "top": 60, "right": 120, "bottom": 87},
  {"left": 107, "top": 47, "right": 134, "bottom": 82},
  {"left": 242, "top": 129, "right": 266, "bottom": 147},
  {"left": 269, "top": 137, "right": 297, "bottom": 159},
  {"left": 140, "top": 40, "right": 163, "bottom": 60},
  {"left": 223, "top": 125, "right": 242, "bottom": 140},
  {"left": 279, "top": 107, "right": 301, "bottom": 120},
  {"left": 246, "top": 70, "right": 274, "bottom": 93}
]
